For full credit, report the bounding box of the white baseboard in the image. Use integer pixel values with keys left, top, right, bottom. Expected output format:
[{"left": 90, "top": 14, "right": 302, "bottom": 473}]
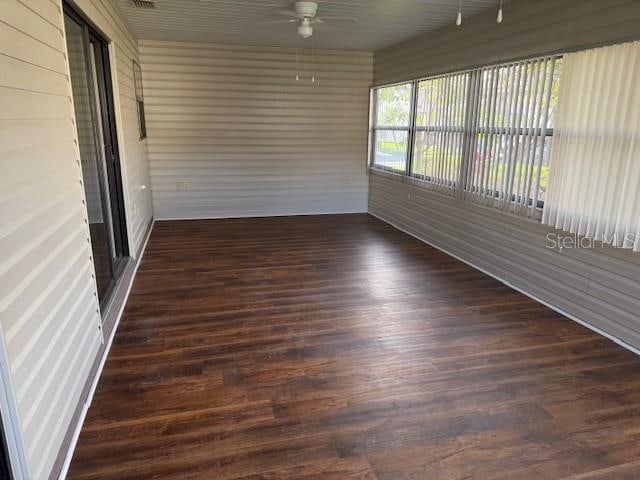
[
  {"left": 368, "top": 211, "right": 640, "bottom": 357},
  {"left": 153, "top": 210, "right": 368, "bottom": 221},
  {"left": 57, "top": 220, "right": 155, "bottom": 480}
]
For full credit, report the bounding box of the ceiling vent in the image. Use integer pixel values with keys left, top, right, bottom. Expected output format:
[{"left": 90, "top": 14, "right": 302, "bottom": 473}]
[{"left": 132, "top": 0, "right": 155, "bottom": 8}]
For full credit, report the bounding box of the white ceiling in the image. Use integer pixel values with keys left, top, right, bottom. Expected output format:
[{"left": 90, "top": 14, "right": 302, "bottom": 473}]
[{"left": 118, "top": 0, "right": 502, "bottom": 51}]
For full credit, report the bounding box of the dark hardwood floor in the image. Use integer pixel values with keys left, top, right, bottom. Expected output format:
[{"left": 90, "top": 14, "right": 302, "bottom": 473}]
[{"left": 68, "top": 214, "right": 640, "bottom": 479}]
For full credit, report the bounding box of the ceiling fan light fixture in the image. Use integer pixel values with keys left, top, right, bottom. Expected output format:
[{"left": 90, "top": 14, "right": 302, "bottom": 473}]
[{"left": 297, "top": 19, "right": 313, "bottom": 38}]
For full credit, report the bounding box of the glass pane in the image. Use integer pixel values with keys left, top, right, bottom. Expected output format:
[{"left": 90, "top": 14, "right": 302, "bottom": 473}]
[
  {"left": 469, "top": 57, "right": 562, "bottom": 209},
  {"left": 475, "top": 133, "right": 522, "bottom": 201},
  {"left": 412, "top": 131, "right": 464, "bottom": 184},
  {"left": 536, "top": 136, "right": 553, "bottom": 203},
  {"left": 412, "top": 73, "right": 469, "bottom": 183},
  {"left": 480, "top": 59, "right": 562, "bottom": 131},
  {"left": 547, "top": 59, "right": 563, "bottom": 129},
  {"left": 469, "top": 133, "right": 552, "bottom": 204},
  {"left": 373, "top": 130, "right": 408, "bottom": 173},
  {"left": 375, "top": 84, "right": 412, "bottom": 127},
  {"left": 416, "top": 75, "right": 468, "bottom": 128},
  {"left": 137, "top": 100, "right": 147, "bottom": 139},
  {"left": 65, "top": 14, "right": 114, "bottom": 303}
]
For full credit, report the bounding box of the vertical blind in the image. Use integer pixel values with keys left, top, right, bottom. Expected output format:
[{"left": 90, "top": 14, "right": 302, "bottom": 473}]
[
  {"left": 542, "top": 42, "right": 640, "bottom": 251},
  {"left": 372, "top": 55, "right": 562, "bottom": 218},
  {"left": 412, "top": 72, "right": 470, "bottom": 192},
  {"left": 464, "top": 57, "right": 559, "bottom": 217}
]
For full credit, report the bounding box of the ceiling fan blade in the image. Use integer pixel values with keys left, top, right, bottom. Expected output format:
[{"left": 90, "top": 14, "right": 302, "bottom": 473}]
[
  {"left": 255, "top": 18, "right": 298, "bottom": 25},
  {"left": 316, "top": 16, "right": 359, "bottom": 23},
  {"left": 276, "top": 9, "right": 301, "bottom": 18},
  {"left": 313, "top": 22, "right": 333, "bottom": 31},
  {"left": 198, "top": 0, "right": 283, "bottom": 4}
]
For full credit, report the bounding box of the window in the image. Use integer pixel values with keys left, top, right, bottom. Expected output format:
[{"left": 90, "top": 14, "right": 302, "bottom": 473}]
[
  {"left": 369, "top": 55, "right": 562, "bottom": 218},
  {"left": 412, "top": 72, "right": 470, "bottom": 189},
  {"left": 466, "top": 57, "right": 561, "bottom": 215},
  {"left": 370, "top": 83, "right": 413, "bottom": 173},
  {"left": 133, "top": 60, "right": 147, "bottom": 140}
]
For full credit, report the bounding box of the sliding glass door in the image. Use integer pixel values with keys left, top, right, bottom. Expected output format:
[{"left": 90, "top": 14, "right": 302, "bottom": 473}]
[
  {"left": 0, "top": 418, "right": 10, "bottom": 480},
  {"left": 64, "top": 6, "right": 129, "bottom": 309}
]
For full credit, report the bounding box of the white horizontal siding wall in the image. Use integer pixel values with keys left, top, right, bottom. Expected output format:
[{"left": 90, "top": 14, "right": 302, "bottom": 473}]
[
  {"left": 0, "top": 1, "right": 102, "bottom": 478},
  {"left": 375, "top": 0, "right": 640, "bottom": 85},
  {"left": 138, "top": 40, "right": 373, "bottom": 219},
  {"left": 370, "top": 0, "right": 640, "bottom": 350},
  {"left": 369, "top": 173, "right": 640, "bottom": 349},
  {"left": 0, "top": 0, "right": 152, "bottom": 478}
]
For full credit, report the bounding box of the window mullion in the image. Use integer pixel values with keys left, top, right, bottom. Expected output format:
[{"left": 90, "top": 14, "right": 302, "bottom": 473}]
[
  {"left": 459, "top": 70, "right": 479, "bottom": 195},
  {"left": 406, "top": 81, "right": 419, "bottom": 176},
  {"left": 466, "top": 70, "right": 484, "bottom": 197}
]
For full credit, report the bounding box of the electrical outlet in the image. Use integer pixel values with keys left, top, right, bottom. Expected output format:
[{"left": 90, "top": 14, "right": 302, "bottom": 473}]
[
  {"left": 176, "top": 182, "right": 189, "bottom": 191},
  {"left": 132, "top": 204, "right": 137, "bottom": 217},
  {"left": 341, "top": 177, "right": 352, "bottom": 188}
]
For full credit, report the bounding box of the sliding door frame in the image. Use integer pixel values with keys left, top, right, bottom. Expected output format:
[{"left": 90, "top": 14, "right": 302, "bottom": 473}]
[
  {"left": 88, "top": 31, "right": 129, "bottom": 264},
  {"left": 64, "top": 2, "right": 130, "bottom": 310}
]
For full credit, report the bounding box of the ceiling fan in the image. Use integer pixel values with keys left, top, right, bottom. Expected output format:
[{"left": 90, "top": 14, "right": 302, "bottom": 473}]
[{"left": 257, "top": 1, "right": 358, "bottom": 39}]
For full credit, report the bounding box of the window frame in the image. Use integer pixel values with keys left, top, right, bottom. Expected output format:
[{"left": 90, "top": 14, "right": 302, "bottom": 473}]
[
  {"left": 465, "top": 62, "right": 558, "bottom": 211},
  {"left": 133, "top": 59, "right": 147, "bottom": 140},
  {"left": 410, "top": 71, "right": 472, "bottom": 189},
  {"left": 369, "top": 56, "right": 561, "bottom": 212},
  {"left": 369, "top": 82, "right": 416, "bottom": 175}
]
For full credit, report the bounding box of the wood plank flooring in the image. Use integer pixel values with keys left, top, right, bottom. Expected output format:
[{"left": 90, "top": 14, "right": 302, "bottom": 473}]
[{"left": 68, "top": 214, "right": 640, "bottom": 480}]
